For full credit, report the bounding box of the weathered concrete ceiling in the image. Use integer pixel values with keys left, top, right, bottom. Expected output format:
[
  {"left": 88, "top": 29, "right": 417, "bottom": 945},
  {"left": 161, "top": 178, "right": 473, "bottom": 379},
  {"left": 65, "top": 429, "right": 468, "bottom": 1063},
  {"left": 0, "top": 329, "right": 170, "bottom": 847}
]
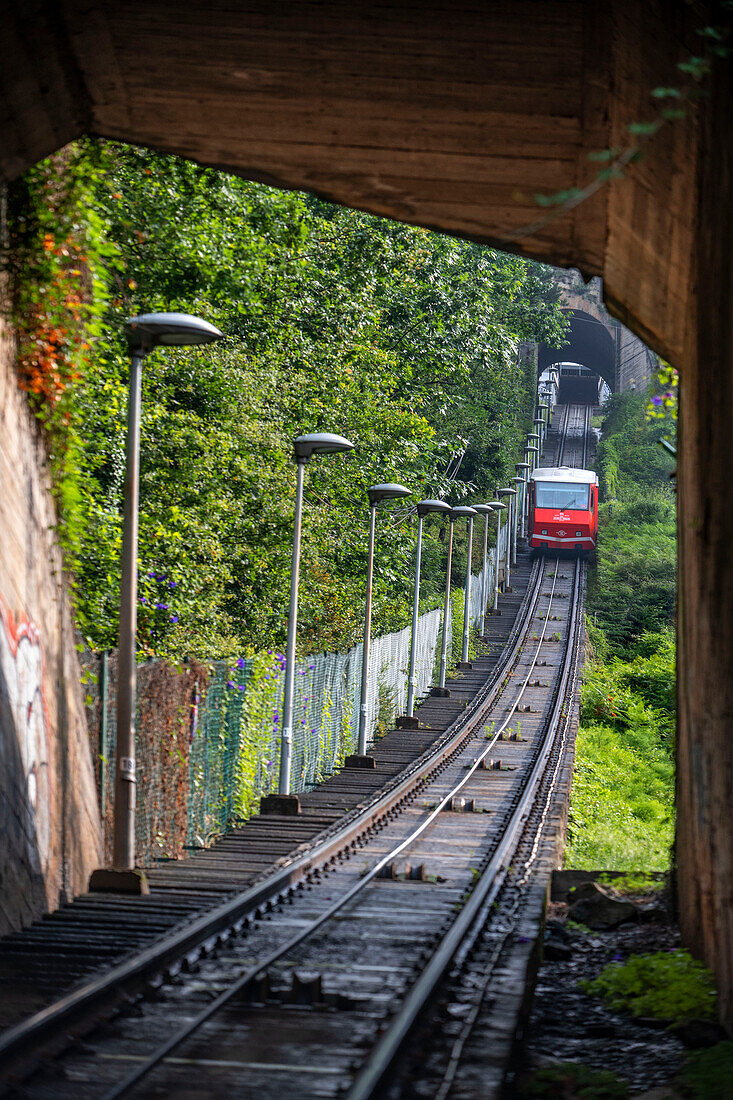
[
  {"left": 539, "top": 309, "right": 617, "bottom": 388},
  {"left": 0, "top": 0, "right": 698, "bottom": 367}
]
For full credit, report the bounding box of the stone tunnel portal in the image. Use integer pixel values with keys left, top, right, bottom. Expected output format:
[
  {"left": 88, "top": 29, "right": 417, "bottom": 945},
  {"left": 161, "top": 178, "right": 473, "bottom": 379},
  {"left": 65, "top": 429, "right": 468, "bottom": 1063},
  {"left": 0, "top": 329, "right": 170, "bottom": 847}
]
[{"left": 538, "top": 309, "right": 617, "bottom": 391}]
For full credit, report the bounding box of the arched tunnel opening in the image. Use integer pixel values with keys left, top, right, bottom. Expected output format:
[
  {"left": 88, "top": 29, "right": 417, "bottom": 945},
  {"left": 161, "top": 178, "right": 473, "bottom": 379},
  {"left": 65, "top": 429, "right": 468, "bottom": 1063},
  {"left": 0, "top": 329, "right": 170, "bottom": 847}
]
[{"left": 538, "top": 309, "right": 617, "bottom": 397}]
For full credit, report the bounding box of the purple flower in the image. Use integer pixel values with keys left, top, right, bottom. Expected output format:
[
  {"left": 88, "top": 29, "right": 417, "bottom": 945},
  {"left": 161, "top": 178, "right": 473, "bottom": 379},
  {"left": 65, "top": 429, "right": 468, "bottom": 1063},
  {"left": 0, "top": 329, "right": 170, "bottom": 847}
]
[
  {"left": 226, "top": 679, "right": 236, "bottom": 689},
  {"left": 301, "top": 718, "right": 306, "bottom": 724},
  {"left": 238, "top": 684, "right": 246, "bottom": 692},
  {"left": 157, "top": 572, "right": 167, "bottom": 581},
  {"left": 169, "top": 614, "right": 179, "bottom": 623},
  {"left": 612, "top": 953, "right": 624, "bottom": 961},
  {"left": 273, "top": 711, "right": 279, "bottom": 724},
  {"left": 652, "top": 394, "right": 663, "bottom": 406},
  {"left": 168, "top": 580, "right": 177, "bottom": 589},
  {"left": 139, "top": 596, "right": 147, "bottom": 604},
  {"left": 155, "top": 602, "right": 169, "bottom": 611},
  {"left": 309, "top": 664, "right": 315, "bottom": 670},
  {"left": 147, "top": 571, "right": 156, "bottom": 579},
  {"left": 236, "top": 657, "right": 246, "bottom": 669}
]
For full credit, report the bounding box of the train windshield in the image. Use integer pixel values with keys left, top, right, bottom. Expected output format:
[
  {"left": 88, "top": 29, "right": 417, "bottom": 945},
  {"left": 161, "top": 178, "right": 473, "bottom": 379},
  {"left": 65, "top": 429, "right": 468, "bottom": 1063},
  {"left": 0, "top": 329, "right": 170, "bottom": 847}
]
[{"left": 535, "top": 481, "right": 590, "bottom": 510}]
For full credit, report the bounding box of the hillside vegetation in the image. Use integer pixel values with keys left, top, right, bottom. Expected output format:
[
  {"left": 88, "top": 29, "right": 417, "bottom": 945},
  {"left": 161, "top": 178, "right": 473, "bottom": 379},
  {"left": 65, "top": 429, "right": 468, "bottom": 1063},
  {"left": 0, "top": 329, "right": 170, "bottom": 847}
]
[
  {"left": 566, "top": 393, "right": 676, "bottom": 871},
  {"left": 9, "top": 141, "right": 568, "bottom": 660}
]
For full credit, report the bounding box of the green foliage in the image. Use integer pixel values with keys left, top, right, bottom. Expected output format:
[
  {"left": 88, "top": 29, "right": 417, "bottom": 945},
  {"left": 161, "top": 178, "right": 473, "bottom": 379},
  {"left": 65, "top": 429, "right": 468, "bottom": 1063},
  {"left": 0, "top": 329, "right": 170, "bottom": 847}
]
[
  {"left": 581, "top": 950, "right": 717, "bottom": 1024},
  {"left": 567, "top": 391, "right": 676, "bottom": 872},
  {"left": 680, "top": 1042, "right": 733, "bottom": 1100},
  {"left": 518, "top": 1062, "right": 628, "bottom": 1099},
  {"left": 12, "top": 140, "right": 569, "bottom": 660}
]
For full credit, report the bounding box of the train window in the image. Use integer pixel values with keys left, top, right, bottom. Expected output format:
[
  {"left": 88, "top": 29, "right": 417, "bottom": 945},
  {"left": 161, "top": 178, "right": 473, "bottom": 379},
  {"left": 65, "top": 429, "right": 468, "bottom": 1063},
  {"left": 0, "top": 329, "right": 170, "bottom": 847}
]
[{"left": 535, "top": 482, "right": 590, "bottom": 510}]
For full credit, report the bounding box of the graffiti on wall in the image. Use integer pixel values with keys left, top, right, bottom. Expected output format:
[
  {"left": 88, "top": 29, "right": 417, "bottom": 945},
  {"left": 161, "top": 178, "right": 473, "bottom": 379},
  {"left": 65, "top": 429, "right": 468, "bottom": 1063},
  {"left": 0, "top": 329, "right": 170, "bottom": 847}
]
[{"left": 0, "top": 597, "right": 51, "bottom": 873}]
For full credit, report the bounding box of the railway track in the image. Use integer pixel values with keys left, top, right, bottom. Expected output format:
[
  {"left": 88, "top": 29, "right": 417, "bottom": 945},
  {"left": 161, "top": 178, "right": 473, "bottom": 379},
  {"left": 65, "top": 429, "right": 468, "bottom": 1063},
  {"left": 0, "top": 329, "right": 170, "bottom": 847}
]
[{"left": 1, "top": 402, "right": 593, "bottom": 1099}]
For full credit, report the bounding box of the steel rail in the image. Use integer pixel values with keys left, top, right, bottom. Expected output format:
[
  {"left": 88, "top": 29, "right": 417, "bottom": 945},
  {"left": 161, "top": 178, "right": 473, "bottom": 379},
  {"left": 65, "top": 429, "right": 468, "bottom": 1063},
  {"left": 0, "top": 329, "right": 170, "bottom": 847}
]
[
  {"left": 101, "top": 557, "right": 569, "bottom": 1100},
  {"left": 0, "top": 560, "right": 543, "bottom": 1076},
  {"left": 347, "top": 559, "right": 583, "bottom": 1100},
  {"left": 433, "top": 562, "right": 586, "bottom": 1100},
  {"left": 353, "top": 403, "right": 591, "bottom": 1100}
]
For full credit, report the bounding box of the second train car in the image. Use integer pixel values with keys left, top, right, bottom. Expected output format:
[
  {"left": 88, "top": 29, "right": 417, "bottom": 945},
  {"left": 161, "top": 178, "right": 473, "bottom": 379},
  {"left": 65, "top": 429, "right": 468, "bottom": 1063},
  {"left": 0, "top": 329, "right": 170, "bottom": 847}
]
[{"left": 529, "top": 466, "right": 598, "bottom": 553}]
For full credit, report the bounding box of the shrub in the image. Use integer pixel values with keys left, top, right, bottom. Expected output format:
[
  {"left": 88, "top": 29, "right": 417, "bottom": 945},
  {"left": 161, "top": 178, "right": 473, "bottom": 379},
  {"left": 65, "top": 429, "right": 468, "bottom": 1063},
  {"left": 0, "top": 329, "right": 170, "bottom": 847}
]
[{"left": 581, "top": 950, "right": 717, "bottom": 1023}]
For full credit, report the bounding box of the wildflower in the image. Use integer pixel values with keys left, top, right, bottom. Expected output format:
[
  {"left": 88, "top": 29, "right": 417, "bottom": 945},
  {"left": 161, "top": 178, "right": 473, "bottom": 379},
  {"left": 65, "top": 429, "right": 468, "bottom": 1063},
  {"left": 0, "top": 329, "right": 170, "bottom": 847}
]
[
  {"left": 226, "top": 680, "right": 236, "bottom": 689},
  {"left": 309, "top": 664, "right": 315, "bottom": 670},
  {"left": 169, "top": 615, "right": 179, "bottom": 623},
  {"left": 652, "top": 395, "right": 663, "bottom": 406},
  {"left": 273, "top": 711, "right": 279, "bottom": 724},
  {"left": 139, "top": 596, "right": 147, "bottom": 604},
  {"left": 147, "top": 571, "right": 156, "bottom": 578},
  {"left": 168, "top": 580, "right": 177, "bottom": 589},
  {"left": 157, "top": 572, "right": 167, "bottom": 581},
  {"left": 155, "top": 602, "right": 169, "bottom": 611},
  {"left": 238, "top": 684, "right": 246, "bottom": 692},
  {"left": 236, "top": 657, "right": 246, "bottom": 669}
]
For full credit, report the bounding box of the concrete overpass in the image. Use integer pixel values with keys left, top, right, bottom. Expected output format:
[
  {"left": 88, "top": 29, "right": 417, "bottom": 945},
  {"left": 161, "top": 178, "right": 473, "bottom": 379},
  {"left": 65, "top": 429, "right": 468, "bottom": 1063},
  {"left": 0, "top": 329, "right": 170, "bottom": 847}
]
[{"left": 0, "top": 0, "right": 731, "bottom": 1030}]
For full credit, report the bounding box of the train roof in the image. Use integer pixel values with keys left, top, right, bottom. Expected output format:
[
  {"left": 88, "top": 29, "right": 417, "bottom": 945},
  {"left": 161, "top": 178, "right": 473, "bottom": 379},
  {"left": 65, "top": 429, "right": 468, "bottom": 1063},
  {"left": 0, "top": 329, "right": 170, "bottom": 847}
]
[{"left": 531, "top": 466, "right": 598, "bottom": 484}]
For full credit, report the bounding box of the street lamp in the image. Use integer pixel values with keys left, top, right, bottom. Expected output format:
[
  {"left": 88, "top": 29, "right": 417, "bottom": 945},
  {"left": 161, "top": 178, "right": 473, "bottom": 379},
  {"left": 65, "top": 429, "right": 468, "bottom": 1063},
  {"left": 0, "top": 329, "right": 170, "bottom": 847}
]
[
  {"left": 487, "top": 500, "right": 506, "bottom": 611},
  {"left": 90, "top": 313, "right": 223, "bottom": 893},
  {"left": 453, "top": 506, "right": 478, "bottom": 664},
  {"left": 352, "top": 483, "right": 412, "bottom": 763},
  {"left": 400, "top": 499, "right": 451, "bottom": 727},
  {"left": 498, "top": 488, "right": 517, "bottom": 588},
  {"left": 269, "top": 433, "right": 355, "bottom": 806},
  {"left": 516, "top": 462, "right": 531, "bottom": 538},
  {"left": 472, "top": 504, "right": 494, "bottom": 635},
  {"left": 527, "top": 444, "right": 539, "bottom": 473},
  {"left": 511, "top": 477, "right": 524, "bottom": 563}
]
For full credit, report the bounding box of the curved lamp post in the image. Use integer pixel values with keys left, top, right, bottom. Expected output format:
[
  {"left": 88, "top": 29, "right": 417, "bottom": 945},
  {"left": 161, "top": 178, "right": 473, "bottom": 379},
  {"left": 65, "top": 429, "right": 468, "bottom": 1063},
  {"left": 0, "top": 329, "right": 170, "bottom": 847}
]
[
  {"left": 273, "top": 433, "right": 355, "bottom": 803},
  {"left": 353, "top": 483, "right": 412, "bottom": 762},
  {"left": 498, "top": 488, "right": 517, "bottom": 588},
  {"left": 452, "top": 506, "right": 478, "bottom": 664},
  {"left": 402, "top": 499, "right": 451, "bottom": 725},
  {"left": 93, "top": 313, "right": 223, "bottom": 891},
  {"left": 487, "top": 500, "right": 506, "bottom": 611},
  {"left": 472, "top": 504, "right": 494, "bottom": 636}
]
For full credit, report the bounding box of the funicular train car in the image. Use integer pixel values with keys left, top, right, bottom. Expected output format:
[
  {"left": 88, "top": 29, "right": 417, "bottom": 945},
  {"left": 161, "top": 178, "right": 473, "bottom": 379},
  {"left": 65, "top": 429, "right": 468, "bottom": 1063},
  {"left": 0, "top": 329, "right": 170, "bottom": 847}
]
[
  {"left": 557, "top": 363, "right": 603, "bottom": 405},
  {"left": 529, "top": 467, "right": 599, "bottom": 553}
]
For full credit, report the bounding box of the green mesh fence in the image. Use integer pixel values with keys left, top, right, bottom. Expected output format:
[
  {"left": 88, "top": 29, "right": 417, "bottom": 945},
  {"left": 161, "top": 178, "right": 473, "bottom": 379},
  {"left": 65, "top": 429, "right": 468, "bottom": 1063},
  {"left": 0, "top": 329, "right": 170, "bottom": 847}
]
[{"left": 85, "top": 549, "right": 503, "bottom": 865}]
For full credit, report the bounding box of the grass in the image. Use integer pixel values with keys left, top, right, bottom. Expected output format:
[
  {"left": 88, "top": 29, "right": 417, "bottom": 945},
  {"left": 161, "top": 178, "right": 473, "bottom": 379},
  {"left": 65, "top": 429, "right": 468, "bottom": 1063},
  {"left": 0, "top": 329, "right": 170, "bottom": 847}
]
[
  {"left": 565, "top": 631, "right": 674, "bottom": 870},
  {"left": 565, "top": 392, "right": 676, "bottom": 872},
  {"left": 581, "top": 949, "right": 717, "bottom": 1024}
]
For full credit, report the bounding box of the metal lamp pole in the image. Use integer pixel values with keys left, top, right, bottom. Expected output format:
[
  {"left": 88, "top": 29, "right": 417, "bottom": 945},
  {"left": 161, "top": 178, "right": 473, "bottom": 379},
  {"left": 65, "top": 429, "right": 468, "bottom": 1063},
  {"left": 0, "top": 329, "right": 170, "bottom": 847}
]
[
  {"left": 472, "top": 504, "right": 494, "bottom": 635},
  {"left": 510, "top": 477, "right": 524, "bottom": 563},
  {"left": 498, "top": 488, "right": 517, "bottom": 587},
  {"left": 438, "top": 511, "right": 456, "bottom": 690},
  {"left": 516, "top": 462, "right": 531, "bottom": 538},
  {"left": 453, "top": 506, "right": 478, "bottom": 664},
  {"left": 355, "top": 483, "right": 412, "bottom": 760},
  {"left": 404, "top": 499, "right": 451, "bottom": 721},
  {"left": 487, "top": 500, "right": 506, "bottom": 610},
  {"left": 91, "top": 313, "right": 223, "bottom": 892},
  {"left": 276, "top": 433, "right": 354, "bottom": 804}
]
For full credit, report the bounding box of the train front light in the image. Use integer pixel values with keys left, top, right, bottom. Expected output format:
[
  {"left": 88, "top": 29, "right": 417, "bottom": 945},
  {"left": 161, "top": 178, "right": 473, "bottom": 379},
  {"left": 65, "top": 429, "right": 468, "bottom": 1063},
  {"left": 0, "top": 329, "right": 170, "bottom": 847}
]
[
  {"left": 541, "top": 529, "right": 548, "bottom": 535},
  {"left": 575, "top": 530, "right": 582, "bottom": 537}
]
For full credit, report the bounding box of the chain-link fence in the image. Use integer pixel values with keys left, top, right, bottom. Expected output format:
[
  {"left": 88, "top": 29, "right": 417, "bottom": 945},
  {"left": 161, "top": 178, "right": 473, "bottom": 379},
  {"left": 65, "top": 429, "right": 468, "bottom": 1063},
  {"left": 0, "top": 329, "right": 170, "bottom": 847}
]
[{"left": 84, "top": 534, "right": 511, "bottom": 864}]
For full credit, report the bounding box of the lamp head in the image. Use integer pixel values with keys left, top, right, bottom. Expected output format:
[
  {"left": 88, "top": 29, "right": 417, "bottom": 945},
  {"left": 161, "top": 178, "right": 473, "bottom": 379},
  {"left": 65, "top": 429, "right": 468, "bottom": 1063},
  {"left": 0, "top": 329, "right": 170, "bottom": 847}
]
[
  {"left": 471, "top": 503, "right": 494, "bottom": 515},
  {"left": 368, "top": 482, "right": 412, "bottom": 505},
  {"left": 294, "top": 432, "right": 355, "bottom": 462},
  {"left": 487, "top": 500, "right": 506, "bottom": 510},
  {"left": 516, "top": 462, "right": 531, "bottom": 471},
  {"left": 125, "top": 312, "right": 223, "bottom": 354},
  {"left": 416, "top": 498, "right": 452, "bottom": 518},
  {"left": 499, "top": 487, "right": 517, "bottom": 496},
  {"left": 449, "top": 505, "right": 477, "bottom": 521}
]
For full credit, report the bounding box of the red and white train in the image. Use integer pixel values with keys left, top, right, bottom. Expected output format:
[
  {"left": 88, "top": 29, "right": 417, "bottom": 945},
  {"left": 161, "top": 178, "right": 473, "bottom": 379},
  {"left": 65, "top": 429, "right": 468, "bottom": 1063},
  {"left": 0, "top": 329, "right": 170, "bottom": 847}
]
[{"left": 529, "top": 467, "right": 599, "bottom": 553}]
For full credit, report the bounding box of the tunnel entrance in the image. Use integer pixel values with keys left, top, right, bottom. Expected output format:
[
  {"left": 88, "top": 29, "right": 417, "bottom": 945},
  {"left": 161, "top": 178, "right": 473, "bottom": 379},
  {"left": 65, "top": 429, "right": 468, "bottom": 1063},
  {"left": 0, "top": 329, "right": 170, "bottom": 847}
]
[{"left": 538, "top": 309, "right": 617, "bottom": 391}]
